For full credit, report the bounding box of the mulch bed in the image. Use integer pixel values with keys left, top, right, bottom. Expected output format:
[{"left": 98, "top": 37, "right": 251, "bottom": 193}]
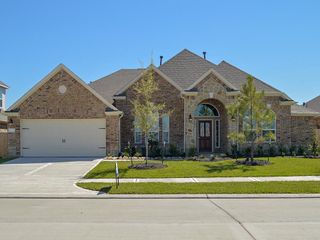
[
  {"left": 129, "top": 163, "right": 167, "bottom": 170},
  {"left": 236, "top": 159, "right": 270, "bottom": 166}
]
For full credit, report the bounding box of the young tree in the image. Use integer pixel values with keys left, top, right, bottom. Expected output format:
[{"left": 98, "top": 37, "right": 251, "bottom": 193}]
[
  {"left": 227, "top": 76, "right": 275, "bottom": 162},
  {"left": 131, "top": 66, "right": 165, "bottom": 164}
]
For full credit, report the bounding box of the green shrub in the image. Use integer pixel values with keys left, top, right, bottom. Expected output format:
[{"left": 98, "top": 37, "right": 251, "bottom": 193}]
[
  {"left": 256, "top": 145, "right": 264, "bottom": 157},
  {"left": 289, "top": 145, "right": 297, "bottom": 156},
  {"left": 188, "top": 147, "right": 197, "bottom": 157},
  {"left": 169, "top": 144, "right": 180, "bottom": 157},
  {"left": 297, "top": 145, "right": 305, "bottom": 156}
]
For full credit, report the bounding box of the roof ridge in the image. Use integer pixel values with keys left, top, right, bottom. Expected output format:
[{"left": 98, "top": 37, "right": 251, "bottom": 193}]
[{"left": 159, "top": 48, "right": 217, "bottom": 69}]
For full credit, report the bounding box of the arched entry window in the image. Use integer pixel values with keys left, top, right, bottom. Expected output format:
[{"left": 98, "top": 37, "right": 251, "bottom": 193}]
[{"left": 194, "top": 104, "right": 219, "bottom": 117}]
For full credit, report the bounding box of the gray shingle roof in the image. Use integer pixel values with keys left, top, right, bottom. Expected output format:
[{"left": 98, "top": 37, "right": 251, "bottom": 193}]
[
  {"left": 159, "top": 49, "right": 220, "bottom": 89},
  {"left": 0, "top": 81, "right": 8, "bottom": 89},
  {"left": 216, "top": 61, "right": 284, "bottom": 93},
  {"left": 159, "top": 49, "right": 289, "bottom": 99},
  {"left": 90, "top": 49, "right": 291, "bottom": 101},
  {"left": 306, "top": 95, "right": 320, "bottom": 113},
  {"left": 291, "top": 104, "right": 320, "bottom": 116},
  {"left": 89, "top": 69, "right": 144, "bottom": 103}
]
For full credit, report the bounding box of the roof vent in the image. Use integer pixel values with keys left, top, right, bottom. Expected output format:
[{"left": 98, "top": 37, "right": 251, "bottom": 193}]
[
  {"left": 160, "top": 56, "right": 163, "bottom": 66},
  {"left": 203, "top": 51, "right": 207, "bottom": 59}
]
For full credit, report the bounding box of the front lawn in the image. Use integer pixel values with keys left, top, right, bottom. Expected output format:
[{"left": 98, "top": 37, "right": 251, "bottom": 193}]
[
  {"left": 77, "top": 181, "right": 320, "bottom": 194},
  {"left": 84, "top": 157, "right": 320, "bottom": 179},
  {"left": 0, "top": 157, "right": 15, "bottom": 164}
]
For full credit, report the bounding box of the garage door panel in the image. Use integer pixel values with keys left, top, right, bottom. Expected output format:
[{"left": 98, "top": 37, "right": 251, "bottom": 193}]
[{"left": 21, "top": 119, "right": 106, "bottom": 157}]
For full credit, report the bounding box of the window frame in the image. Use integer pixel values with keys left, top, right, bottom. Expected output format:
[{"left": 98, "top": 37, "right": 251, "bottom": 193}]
[
  {"left": 242, "top": 110, "right": 277, "bottom": 143},
  {"left": 161, "top": 114, "right": 170, "bottom": 144},
  {"left": 215, "top": 119, "right": 220, "bottom": 148}
]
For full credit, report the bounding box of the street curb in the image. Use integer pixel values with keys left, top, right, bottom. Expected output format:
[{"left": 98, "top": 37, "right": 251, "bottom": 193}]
[{"left": 1, "top": 194, "right": 320, "bottom": 200}]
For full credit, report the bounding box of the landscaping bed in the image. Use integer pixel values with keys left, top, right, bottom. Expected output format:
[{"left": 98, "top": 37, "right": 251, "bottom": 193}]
[
  {"left": 84, "top": 157, "right": 320, "bottom": 179},
  {"left": 77, "top": 181, "right": 320, "bottom": 194}
]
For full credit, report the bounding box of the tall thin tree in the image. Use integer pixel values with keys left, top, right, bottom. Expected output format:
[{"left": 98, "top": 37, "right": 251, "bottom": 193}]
[
  {"left": 228, "top": 76, "right": 275, "bottom": 161},
  {"left": 131, "top": 66, "right": 165, "bottom": 164}
]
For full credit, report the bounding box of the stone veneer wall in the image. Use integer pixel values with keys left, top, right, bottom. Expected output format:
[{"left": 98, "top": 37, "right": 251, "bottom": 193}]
[
  {"left": 114, "top": 71, "right": 184, "bottom": 151},
  {"left": 184, "top": 73, "right": 234, "bottom": 154},
  {"left": 7, "top": 70, "right": 120, "bottom": 156},
  {"left": 184, "top": 73, "right": 294, "bottom": 154}
]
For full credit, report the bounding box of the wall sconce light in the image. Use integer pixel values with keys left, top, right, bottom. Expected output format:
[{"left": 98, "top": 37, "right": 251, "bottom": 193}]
[{"left": 188, "top": 114, "right": 192, "bottom": 121}]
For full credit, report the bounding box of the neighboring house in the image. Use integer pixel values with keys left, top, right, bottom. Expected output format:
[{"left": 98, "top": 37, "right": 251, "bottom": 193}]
[
  {"left": 306, "top": 95, "right": 320, "bottom": 113},
  {"left": 0, "top": 81, "right": 9, "bottom": 129},
  {"left": 5, "top": 49, "right": 320, "bottom": 157}
]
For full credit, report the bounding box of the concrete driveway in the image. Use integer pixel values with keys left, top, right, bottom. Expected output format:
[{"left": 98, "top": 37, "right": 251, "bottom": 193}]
[{"left": 0, "top": 157, "right": 100, "bottom": 196}]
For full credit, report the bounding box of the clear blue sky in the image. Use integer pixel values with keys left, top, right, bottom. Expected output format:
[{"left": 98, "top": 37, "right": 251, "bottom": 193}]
[{"left": 1, "top": 0, "right": 319, "bottom": 106}]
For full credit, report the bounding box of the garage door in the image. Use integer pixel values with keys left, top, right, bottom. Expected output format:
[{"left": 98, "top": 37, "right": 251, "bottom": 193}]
[{"left": 20, "top": 119, "right": 106, "bottom": 157}]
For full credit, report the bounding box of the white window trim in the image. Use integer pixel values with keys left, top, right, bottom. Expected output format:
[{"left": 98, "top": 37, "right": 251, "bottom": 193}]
[
  {"left": 134, "top": 130, "right": 142, "bottom": 144},
  {"left": 215, "top": 119, "right": 220, "bottom": 148},
  {"left": 162, "top": 115, "right": 170, "bottom": 144}
]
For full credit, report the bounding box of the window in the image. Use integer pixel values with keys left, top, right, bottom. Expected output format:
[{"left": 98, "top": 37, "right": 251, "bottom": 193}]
[
  {"left": 134, "top": 119, "right": 142, "bottom": 144},
  {"left": 149, "top": 113, "right": 159, "bottom": 141},
  {"left": 194, "top": 104, "right": 219, "bottom": 117},
  {"left": 242, "top": 111, "right": 276, "bottom": 142},
  {"left": 262, "top": 118, "right": 276, "bottom": 142},
  {"left": 0, "top": 94, "right": 2, "bottom": 109},
  {"left": 215, "top": 120, "right": 220, "bottom": 148},
  {"left": 162, "top": 115, "right": 170, "bottom": 144}
]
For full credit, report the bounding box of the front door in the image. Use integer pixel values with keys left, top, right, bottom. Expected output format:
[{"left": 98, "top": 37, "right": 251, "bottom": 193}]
[{"left": 198, "top": 120, "right": 212, "bottom": 152}]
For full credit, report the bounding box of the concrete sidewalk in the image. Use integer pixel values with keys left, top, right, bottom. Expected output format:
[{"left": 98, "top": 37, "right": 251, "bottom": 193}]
[{"left": 78, "top": 175, "right": 320, "bottom": 183}]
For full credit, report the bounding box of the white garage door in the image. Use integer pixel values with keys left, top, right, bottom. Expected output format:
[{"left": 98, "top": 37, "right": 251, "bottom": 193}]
[{"left": 20, "top": 119, "right": 106, "bottom": 157}]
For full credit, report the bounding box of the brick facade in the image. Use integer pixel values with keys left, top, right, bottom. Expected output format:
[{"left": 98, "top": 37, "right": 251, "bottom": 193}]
[
  {"left": 291, "top": 116, "right": 318, "bottom": 146},
  {"left": 114, "top": 71, "right": 184, "bottom": 151},
  {"left": 19, "top": 70, "right": 106, "bottom": 119},
  {"left": 7, "top": 69, "right": 120, "bottom": 156}
]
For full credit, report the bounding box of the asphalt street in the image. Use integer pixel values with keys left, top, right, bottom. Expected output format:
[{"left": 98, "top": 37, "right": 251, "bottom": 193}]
[{"left": 0, "top": 198, "right": 319, "bottom": 240}]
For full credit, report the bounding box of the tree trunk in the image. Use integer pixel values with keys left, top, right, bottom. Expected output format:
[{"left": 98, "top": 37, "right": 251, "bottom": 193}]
[
  {"left": 250, "top": 141, "right": 254, "bottom": 162},
  {"left": 145, "top": 136, "right": 149, "bottom": 165}
]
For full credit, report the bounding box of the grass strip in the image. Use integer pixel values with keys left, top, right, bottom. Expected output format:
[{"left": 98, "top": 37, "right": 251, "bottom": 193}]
[{"left": 77, "top": 181, "right": 320, "bottom": 194}]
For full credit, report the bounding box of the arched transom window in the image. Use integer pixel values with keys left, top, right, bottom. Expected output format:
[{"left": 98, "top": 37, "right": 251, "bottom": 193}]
[{"left": 194, "top": 104, "right": 219, "bottom": 117}]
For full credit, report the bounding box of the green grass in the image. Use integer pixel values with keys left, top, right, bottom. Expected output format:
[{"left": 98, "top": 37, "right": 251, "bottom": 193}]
[
  {"left": 85, "top": 157, "right": 320, "bottom": 179},
  {"left": 0, "top": 157, "right": 15, "bottom": 164},
  {"left": 77, "top": 181, "right": 320, "bottom": 194}
]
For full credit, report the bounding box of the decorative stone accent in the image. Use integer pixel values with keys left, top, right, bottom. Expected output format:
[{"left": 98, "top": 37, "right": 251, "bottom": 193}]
[{"left": 184, "top": 73, "right": 232, "bottom": 154}]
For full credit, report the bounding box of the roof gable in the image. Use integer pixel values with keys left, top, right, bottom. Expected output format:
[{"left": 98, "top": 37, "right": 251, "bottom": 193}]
[
  {"left": 306, "top": 95, "right": 320, "bottom": 112},
  {"left": 8, "top": 64, "right": 118, "bottom": 111},
  {"left": 159, "top": 49, "right": 222, "bottom": 89},
  {"left": 115, "top": 65, "right": 183, "bottom": 95}
]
